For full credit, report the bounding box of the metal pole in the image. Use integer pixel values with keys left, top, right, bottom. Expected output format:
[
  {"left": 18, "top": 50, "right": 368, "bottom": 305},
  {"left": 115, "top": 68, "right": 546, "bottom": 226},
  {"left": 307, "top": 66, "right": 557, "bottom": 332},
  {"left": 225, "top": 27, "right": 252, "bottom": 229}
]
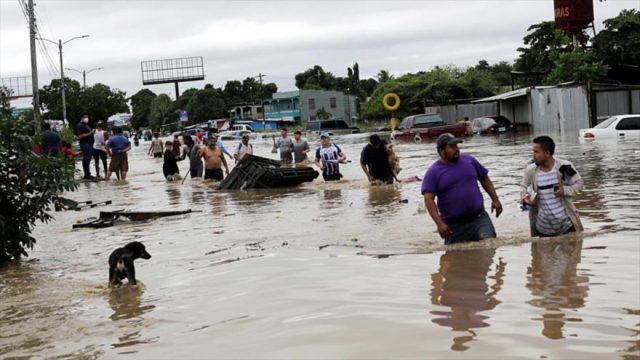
[
  {"left": 28, "top": 0, "right": 41, "bottom": 122},
  {"left": 82, "top": 70, "right": 86, "bottom": 89},
  {"left": 59, "top": 39, "right": 67, "bottom": 123}
]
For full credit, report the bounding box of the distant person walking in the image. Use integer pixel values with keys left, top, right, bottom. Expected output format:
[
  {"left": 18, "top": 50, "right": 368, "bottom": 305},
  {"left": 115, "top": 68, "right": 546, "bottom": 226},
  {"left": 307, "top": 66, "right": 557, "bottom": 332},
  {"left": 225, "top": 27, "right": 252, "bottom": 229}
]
[
  {"left": 106, "top": 127, "right": 131, "bottom": 181},
  {"left": 520, "top": 136, "right": 584, "bottom": 237},
  {"left": 92, "top": 121, "right": 108, "bottom": 178},
  {"left": 76, "top": 115, "right": 96, "bottom": 179},
  {"left": 273, "top": 128, "right": 293, "bottom": 164},
  {"left": 148, "top": 132, "right": 163, "bottom": 158},
  {"left": 183, "top": 135, "right": 203, "bottom": 179},
  {"left": 422, "top": 133, "right": 502, "bottom": 244},
  {"left": 360, "top": 134, "right": 394, "bottom": 184},
  {"left": 314, "top": 132, "right": 346, "bottom": 181},
  {"left": 234, "top": 134, "right": 253, "bottom": 163},
  {"left": 292, "top": 130, "right": 310, "bottom": 164},
  {"left": 200, "top": 135, "right": 229, "bottom": 181},
  {"left": 41, "top": 122, "right": 61, "bottom": 156}
]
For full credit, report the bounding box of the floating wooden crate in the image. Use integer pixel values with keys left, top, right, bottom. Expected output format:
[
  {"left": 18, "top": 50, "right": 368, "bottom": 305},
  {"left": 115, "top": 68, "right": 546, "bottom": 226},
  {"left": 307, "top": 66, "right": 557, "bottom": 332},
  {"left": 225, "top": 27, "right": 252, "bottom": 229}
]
[{"left": 218, "top": 154, "right": 318, "bottom": 190}]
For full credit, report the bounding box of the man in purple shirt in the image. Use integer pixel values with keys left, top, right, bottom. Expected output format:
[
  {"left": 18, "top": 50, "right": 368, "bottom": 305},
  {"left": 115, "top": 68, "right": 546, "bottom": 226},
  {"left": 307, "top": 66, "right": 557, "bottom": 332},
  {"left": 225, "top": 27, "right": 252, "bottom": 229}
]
[{"left": 421, "top": 133, "right": 503, "bottom": 244}]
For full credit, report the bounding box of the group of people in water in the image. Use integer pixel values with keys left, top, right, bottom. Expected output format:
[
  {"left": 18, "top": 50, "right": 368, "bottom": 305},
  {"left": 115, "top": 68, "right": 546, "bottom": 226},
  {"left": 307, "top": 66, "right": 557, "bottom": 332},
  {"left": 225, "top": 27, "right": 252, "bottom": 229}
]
[{"left": 39, "top": 115, "right": 584, "bottom": 244}]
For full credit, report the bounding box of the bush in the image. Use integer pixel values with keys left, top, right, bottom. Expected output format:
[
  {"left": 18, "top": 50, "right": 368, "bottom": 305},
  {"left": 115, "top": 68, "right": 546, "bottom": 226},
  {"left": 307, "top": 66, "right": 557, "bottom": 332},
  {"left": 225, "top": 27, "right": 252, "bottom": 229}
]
[{"left": 0, "top": 118, "right": 77, "bottom": 263}]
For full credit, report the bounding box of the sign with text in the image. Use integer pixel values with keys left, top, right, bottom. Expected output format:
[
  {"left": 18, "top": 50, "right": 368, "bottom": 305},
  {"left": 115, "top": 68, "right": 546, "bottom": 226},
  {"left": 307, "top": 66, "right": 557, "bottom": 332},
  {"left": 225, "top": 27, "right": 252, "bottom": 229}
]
[{"left": 554, "top": 0, "right": 593, "bottom": 33}]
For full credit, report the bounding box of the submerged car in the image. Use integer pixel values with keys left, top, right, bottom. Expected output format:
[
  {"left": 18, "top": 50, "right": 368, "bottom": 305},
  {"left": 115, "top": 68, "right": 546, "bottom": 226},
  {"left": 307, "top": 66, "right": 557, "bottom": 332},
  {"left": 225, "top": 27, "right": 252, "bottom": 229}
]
[
  {"left": 471, "top": 115, "right": 515, "bottom": 135},
  {"left": 579, "top": 115, "right": 640, "bottom": 140},
  {"left": 391, "top": 113, "right": 466, "bottom": 143},
  {"left": 306, "top": 119, "right": 360, "bottom": 135}
]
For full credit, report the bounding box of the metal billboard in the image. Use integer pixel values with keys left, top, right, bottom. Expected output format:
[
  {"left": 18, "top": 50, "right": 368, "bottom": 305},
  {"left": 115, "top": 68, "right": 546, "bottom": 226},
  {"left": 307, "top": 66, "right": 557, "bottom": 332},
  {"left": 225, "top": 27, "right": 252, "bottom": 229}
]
[
  {"left": 0, "top": 76, "right": 33, "bottom": 98},
  {"left": 141, "top": 56, "right": 205, "bottom": 85}
]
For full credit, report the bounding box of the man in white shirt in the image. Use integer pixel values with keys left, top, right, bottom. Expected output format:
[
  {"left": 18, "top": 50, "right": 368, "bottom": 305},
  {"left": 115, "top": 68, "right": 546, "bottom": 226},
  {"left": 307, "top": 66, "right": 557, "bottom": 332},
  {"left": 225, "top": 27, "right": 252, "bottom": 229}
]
[
  {"left": 92, "top": 121, "right": 108, "bottom": 178},
  {"left": 234, "top": 134, "right": 253, "bottom": 163}
]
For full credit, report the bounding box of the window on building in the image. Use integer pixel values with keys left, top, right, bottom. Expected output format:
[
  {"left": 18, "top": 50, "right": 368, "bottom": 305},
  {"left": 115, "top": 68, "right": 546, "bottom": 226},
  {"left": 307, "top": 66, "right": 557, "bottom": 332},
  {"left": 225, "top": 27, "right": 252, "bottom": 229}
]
[
  {"left": 310, "top": 115, "right": 317, "bottom": 121},
  {"left": 257, "top": 108, "right": 262, "bottom": 113},
  {"left": 309, "top": 98, "right": 315, "bottom": 110},
  {"left": 330, "top": 97, "right": 336, "bottom": 108}
]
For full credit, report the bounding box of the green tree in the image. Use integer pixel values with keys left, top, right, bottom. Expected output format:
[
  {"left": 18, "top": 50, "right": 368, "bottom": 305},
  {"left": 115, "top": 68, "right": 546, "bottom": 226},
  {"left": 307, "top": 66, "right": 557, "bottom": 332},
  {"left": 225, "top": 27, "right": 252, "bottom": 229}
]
[
  {"left": 174, "top": 88, "right": 199, "bottom": 112},
  {"left": 593, "top": 9, "right": 640, "bottom": 66},
  {"left": 315, "top": 107, "right": 332, "bottom": 120},
  {"left": 223, "top": 81, "right": 243, "bottom": 106},
  {"left": 295, "top": 65, "right": 336, "bottom": 90},
  {"left": 0, "top": 117, "right": 77, "bottom": 262},
  {"left": 514, "top": 21, "right": 588, "bottom": 75},
  {"left": 129, "top": 89, "right": 157, "bottom": 129},
  {"left": 149, "top": 94, "right": 175, "bottom": 129},
  {"left": 78, "top": 83, "right": 129, "bottom": 123},
  {"left": 39, "top": 78, "right": 128, "bottom": 129},
  {"left": 376, "top": 70, "right": 393, "bottom": 84},
  {"left": 547, "top": 49, "right": 610, "bottom": 83},
  {"left": 359, "top": 78, "right": 379, "bottom": 98},
  {"left": 1, "top": 86, "right": 12, "bottom": 118},
  {"left": 186, "top": 88, "right": 227, "bottom": 123},
  {"left": 39, "top": 78, "right": 82, "bottom": 125},
  {"left": 262, "top": 82, "right": 278, "bottom": 100}
]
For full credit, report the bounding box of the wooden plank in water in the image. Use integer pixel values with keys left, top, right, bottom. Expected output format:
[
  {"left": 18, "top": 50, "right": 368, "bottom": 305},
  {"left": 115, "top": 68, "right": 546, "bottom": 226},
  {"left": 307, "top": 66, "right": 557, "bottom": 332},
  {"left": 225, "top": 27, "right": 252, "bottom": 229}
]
[
  {"left": 72, "top": 218, "right": 114, "bottom": 229},
  {"left": 99, "top": 209, "right": 193, "bottom": 221}
]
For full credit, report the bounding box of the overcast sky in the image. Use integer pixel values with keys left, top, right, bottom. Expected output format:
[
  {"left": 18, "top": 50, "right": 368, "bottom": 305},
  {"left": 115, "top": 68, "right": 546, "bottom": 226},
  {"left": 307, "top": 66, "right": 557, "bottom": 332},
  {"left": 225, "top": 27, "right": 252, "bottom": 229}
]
[{"left": 1, "top": 0, "right": 637, "bottom": 104}]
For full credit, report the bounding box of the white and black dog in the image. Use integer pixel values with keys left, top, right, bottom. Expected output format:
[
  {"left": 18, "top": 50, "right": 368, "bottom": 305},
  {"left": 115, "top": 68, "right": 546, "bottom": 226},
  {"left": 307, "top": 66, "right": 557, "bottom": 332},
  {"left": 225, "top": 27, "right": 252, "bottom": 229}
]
[{"left": 108, "top": 241, "right": 151, "bottom": 287}]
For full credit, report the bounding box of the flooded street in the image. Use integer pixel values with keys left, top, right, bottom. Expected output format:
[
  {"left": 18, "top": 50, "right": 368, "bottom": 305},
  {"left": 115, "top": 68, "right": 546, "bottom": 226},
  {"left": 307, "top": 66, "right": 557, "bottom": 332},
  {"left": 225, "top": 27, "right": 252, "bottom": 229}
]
[{"left": 1, "top": 132, "right": 639, "bottom": 359}]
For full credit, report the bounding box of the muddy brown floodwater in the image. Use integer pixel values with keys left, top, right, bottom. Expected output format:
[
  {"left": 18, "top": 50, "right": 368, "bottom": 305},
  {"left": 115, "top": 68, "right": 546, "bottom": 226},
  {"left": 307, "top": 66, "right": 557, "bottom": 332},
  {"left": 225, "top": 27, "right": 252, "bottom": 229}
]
[{"left": 1, "top": 132, "right": 639, "bottom": 359}]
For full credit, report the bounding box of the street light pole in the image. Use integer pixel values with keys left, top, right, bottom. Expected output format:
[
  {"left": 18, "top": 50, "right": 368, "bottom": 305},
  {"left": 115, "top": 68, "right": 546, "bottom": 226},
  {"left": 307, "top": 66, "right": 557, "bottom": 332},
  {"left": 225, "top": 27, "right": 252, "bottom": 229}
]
[
  {"left": 38, "top": 35, "right": 89, "bottom": 123},
  {"left": 65, "top": 67, "right": 103, "bottom": 89}
]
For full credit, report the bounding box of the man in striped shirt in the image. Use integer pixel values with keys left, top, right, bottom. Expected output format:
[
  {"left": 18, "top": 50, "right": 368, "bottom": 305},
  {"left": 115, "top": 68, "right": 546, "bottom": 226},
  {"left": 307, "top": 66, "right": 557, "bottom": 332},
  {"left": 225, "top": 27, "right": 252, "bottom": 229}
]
[
  {"left": 314, "top": 132, "right": 346, "bottom": 181},
  {"left": 520, "top": 136, "right": 584, "bottom": 237}
]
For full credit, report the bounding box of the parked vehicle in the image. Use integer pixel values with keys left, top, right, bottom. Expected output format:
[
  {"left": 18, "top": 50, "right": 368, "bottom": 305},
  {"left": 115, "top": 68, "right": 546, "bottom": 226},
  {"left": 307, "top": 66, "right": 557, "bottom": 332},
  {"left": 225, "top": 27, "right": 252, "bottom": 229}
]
[
  {"left": 579, "top": 115, "right": 640, "bottom": 140},
  {"left": 306, "top": 118, "right": 360, "bottom": 135},
  {"left": 471, "top": 115, "right": 515, "bottom": 135},
  {"left": 391, "top": 113, "right": 466, "bottom": 143},
  {"left": 219, "top": 130, "right": 257, "bottom": 140}
]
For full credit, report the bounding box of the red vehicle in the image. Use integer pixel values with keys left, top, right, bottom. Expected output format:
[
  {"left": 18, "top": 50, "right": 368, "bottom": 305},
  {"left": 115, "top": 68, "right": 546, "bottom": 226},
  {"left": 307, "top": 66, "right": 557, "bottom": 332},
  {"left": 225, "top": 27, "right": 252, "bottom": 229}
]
[{"left": 391, "top": 113, "right": 467, "bottom": 143}]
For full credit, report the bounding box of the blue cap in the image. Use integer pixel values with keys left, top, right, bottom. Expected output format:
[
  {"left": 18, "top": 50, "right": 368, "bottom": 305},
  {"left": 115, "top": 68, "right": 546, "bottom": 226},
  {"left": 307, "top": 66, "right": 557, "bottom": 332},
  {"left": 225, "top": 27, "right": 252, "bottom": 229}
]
[{"left": 320, "top": 132, "right": 331, "bottom": 138}]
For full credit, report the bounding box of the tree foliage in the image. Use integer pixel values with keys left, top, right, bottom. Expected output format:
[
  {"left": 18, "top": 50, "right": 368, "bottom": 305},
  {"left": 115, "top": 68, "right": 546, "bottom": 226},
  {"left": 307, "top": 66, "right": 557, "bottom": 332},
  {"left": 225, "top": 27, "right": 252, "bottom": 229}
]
[
  {"left": 547, "top": 49, "right": 610, "bottom": 84},
  {"left": 186, "top": 88, "right": 227, "bottom": 124},
  {"left": 0, "top": 118, "right": 77, "bottom": 262},
  {"left": 129, "top": 88, "right": 157, "bottom": 129},
  {"left": 593, "top": 9, "right": 640, "bottom": 66},
  {"left": 148, "top": 94, "right": 175, "bottom": 130},
  {"left": 39, "top": 78, "right": 129, "bottom": 129}
]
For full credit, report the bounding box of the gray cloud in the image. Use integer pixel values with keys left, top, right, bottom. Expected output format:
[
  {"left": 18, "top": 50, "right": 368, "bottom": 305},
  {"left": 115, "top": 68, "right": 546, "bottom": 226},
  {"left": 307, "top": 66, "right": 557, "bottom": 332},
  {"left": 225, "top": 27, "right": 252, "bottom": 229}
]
[{"left": 1, "top": 0, "right": 636, "bottom": 99}]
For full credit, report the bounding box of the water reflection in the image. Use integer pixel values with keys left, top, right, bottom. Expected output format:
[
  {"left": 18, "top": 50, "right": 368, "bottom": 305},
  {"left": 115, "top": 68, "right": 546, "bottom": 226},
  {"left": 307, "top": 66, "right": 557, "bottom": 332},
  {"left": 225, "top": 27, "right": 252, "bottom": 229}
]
[
  {"left": 366, "top": 185, "right": 401, "bottom": 218},
  {"left": 322, "top": 189, "right": 342, "bottom": 203},
  {"left": 165, "top": 185, "right": 181, "bottom": 206},
  {"left": 108, "top": 285, "right": 155, "bottom": 321},
  {"left": 430, "top": 249, "right": 505, "bottom": 351},
  {"left": 526, "top": 238, "right": 589, "bottom": 340}
]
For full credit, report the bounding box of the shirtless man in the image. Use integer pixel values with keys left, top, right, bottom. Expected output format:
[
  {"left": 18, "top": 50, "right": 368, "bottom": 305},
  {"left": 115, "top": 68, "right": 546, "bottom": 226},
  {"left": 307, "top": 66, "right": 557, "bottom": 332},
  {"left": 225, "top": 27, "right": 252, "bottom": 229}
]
[{"left": 200, "top": 135, "right": 229, "bottom": 181}]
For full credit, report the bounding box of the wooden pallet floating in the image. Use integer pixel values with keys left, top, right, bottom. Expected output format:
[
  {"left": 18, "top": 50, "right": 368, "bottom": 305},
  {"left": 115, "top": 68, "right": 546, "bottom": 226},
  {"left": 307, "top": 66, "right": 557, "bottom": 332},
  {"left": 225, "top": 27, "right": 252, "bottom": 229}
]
[{"left": 217, "top": 154, "right": 319, "bottom": 190}]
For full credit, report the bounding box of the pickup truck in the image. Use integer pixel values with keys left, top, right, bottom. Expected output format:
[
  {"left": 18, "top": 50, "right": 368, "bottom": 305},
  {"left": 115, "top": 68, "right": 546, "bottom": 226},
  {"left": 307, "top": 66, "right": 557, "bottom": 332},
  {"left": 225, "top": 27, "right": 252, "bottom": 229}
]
[{"left": 391, "top": 113, "right": 467, "bottom": 143}]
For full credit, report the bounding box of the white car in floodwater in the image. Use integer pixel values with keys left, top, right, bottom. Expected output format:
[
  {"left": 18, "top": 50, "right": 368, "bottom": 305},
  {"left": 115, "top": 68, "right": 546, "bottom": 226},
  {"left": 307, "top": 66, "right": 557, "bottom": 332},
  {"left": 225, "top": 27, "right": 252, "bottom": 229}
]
[{"left": 579, "top": 114, "right": 640, "bottom": 140}]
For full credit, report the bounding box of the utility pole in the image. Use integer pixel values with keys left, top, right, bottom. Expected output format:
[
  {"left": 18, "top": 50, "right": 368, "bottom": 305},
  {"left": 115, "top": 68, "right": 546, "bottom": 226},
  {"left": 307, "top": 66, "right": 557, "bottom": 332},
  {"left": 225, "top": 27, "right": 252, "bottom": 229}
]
[
  {"left": 39, "top": 35, "right": 89, "bottom": 124},
  {"left": 65, "top": 67, "right": 103, "bottom": 89},
  {"left": 256, "top": 73, "right": 266, "bottom": 131},
  {"left": 28, "top": 0, "right": 41, "bottom": 123}
]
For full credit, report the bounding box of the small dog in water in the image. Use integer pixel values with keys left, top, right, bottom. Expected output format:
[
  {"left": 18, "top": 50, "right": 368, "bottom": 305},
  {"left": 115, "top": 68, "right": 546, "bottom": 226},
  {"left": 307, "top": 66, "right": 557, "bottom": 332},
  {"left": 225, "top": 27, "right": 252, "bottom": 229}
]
[{"left": 108, "top": 241, "right": 151, "bottom": 287}]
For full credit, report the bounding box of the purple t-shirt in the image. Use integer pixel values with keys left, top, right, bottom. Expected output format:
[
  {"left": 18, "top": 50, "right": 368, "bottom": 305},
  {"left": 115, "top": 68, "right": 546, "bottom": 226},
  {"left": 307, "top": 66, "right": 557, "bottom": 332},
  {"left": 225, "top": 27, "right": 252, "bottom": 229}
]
[{"left": 421, "top": 153, "right": 488, "bottom": 222}]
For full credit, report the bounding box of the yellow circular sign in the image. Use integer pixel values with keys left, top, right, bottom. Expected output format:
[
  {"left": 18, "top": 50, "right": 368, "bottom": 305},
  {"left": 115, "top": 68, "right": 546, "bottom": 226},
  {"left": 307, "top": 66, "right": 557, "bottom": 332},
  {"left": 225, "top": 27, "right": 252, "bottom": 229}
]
[{"left": 383, "top": 93, "right": 400, "bottom": 111}]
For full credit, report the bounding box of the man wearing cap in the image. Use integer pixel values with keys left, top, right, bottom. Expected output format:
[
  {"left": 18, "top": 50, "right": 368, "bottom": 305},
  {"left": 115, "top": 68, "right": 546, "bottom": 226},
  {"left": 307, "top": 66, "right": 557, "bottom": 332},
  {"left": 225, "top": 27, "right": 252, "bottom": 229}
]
[
  {"left": 360, "top": 134, "right": 394, "bottom": 184},
  {"left": 422, "top": 133, "right": 503, "bottom": 244},
  {"left": 314, "top": 132, "right": 346, "bottom": 181}
]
